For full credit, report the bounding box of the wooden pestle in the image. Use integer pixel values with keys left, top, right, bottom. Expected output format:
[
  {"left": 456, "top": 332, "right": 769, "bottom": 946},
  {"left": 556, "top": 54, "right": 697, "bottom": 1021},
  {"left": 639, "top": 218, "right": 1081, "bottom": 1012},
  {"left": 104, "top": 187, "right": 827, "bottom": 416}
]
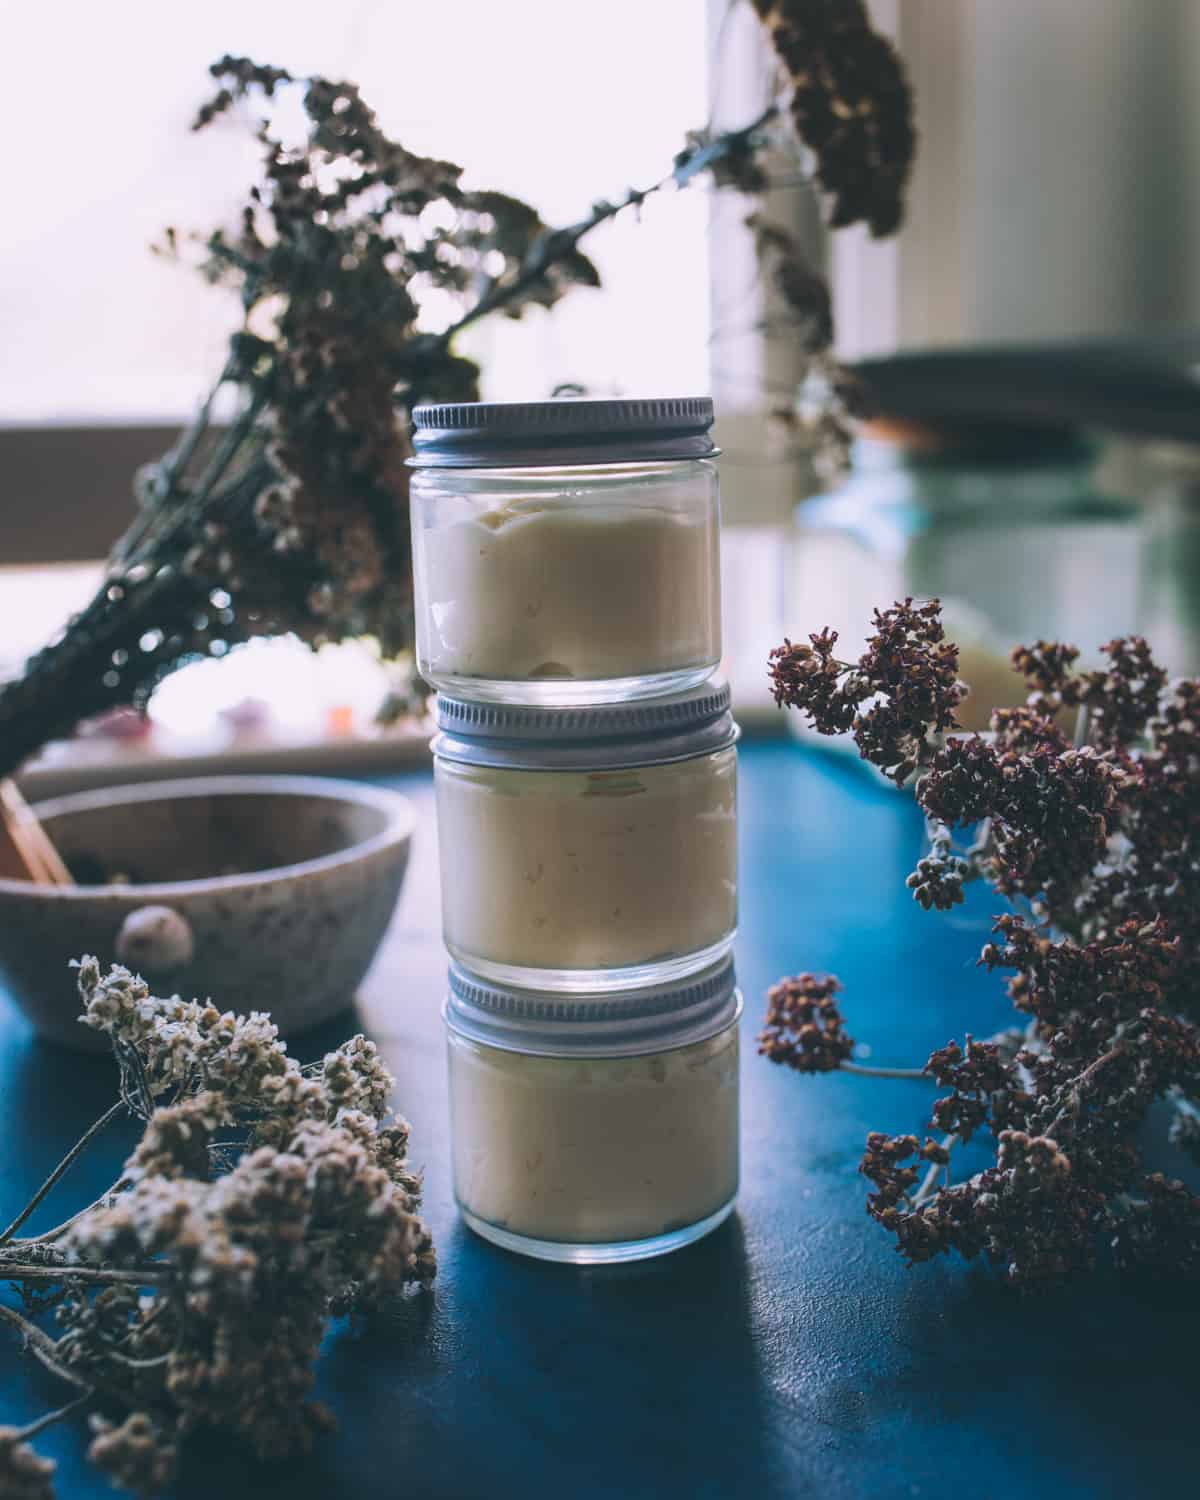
[{"left": 0, "top": 779, "right": 73, "bottom": 885}]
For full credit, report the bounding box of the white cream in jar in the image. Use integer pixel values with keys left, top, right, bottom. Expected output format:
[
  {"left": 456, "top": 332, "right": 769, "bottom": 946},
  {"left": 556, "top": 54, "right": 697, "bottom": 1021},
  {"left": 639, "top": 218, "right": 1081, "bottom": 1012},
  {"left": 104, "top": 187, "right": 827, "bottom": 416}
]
[
  {"left": 409, "top": 398, "right": 722, "bottom": 706},
  {"left": 445, "top": 960, "right": 741, "bottom": 1262},
  {"left": 432, "top": 681, "right": 739, "bottom": 991}
]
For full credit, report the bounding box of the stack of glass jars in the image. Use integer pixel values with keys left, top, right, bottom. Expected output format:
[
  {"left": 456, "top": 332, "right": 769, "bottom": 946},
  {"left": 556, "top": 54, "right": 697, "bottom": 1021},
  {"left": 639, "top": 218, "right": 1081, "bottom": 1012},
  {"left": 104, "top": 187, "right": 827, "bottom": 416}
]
[{"left": 409, "top": 398, "right": 740, "bottom": 1263}]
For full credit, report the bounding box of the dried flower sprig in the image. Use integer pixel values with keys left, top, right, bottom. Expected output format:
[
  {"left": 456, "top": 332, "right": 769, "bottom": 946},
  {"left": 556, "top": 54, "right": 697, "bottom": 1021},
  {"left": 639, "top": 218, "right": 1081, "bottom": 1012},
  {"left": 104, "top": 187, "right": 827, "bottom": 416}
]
[
  {"left": 0, "top": 2, "right": 915, "bottom": 780},
  {"left": 769, "top": 599, "right": 967, "bottom": 784},
  {"left": 763, "top": 601, "right": 1200, "bottom": 1286},
  {"left": 750, "top": 0, "right": 915, "bottom": 235},
  {"left": 0, "top": 960, "right": 433, "bottom": 1496},
  {"left": 760, "top": 974, "right": 855, "bottom": 1073}
]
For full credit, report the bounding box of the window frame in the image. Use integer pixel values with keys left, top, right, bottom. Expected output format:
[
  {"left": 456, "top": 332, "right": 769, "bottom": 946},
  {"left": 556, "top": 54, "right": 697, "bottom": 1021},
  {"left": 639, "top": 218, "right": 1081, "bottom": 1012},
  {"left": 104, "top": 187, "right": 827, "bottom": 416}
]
[{"left": 0, "top": 424, "right": 185, "bottom": 566}]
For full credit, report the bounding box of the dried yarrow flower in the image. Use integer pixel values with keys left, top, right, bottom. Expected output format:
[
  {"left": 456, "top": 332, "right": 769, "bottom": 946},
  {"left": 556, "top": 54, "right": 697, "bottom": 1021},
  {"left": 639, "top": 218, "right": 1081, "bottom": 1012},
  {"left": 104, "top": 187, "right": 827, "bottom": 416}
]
[
  {"left": 1149, "top": 675, "right": 1200, "bottom": 757},
  {"left": 767, "top": 602, "right": 1200, "bottom": 1286},
  {"left": 768, "top": 628, "right": 861, "bottom": 729},
  {"left": 989, "top": 704, "right": 1070, "bottom": 756},
  {"left": 905, "top": 827, "right": 968, "bottom": 911},
  {"left": 1011, "top": 640, "right": 1082, "bottom": 702},
  {"left": 921, "top": 738, "right": 1133, "bottom": 925},
  {"left": 747, "top": 215, "right": 834, "bottom": 356},
  {"left": 0, "top": 1430, "right": 57, "bottom": 1500},
  {"left": 0, "top": 961, "right": 434, "bottom": 1492},
  {"left": 925, "top": 1036, "right": 1012, "bottom": 1144},
  {"left": 1112, "top": 1175, "right": 1200, "bottom": 1276},
  {"left": 759, "top": 974, "right": 854, "bottom": 1072},
  {"left": 981, "top": 915, "right": 1179, "bottom": 1028},
  {"left": 87, "top": 1414, "right": 177, "bottom": 1499},
  {"left": 1079, "top": 636, "right": 1169, "bottom": 750},
  {"left": 853, "top": 600, "right": 965, "bottom": 779},
  {"left": 859, "top": 1132, "right": 922, "bottom": 1219},
  {"left": 770, "top": 599, "right": 966, "bottom": 785},
  {"left": 750, "top": 0, "right": 915, "bottom": 235}
]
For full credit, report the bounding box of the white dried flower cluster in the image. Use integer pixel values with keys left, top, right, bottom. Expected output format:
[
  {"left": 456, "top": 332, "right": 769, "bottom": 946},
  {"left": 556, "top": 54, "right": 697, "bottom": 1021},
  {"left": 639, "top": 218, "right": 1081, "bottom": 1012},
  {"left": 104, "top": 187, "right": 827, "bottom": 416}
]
[
  {"left": 0, "top": 960, "right": 435, "bottom": 1497},
  {"left": 321, "top": 1033, "right": 394, "bottom": 1117},
  {"left": 74, "top": 957, "right": 296, "bottom": 1113}
]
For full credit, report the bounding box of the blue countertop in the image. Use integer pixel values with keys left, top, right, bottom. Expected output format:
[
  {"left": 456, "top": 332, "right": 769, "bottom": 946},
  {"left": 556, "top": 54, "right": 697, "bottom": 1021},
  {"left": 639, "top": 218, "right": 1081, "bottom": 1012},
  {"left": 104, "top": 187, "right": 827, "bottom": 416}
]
[{"left": 1, "top": 740, "right": 1194, "bottom": 1498}]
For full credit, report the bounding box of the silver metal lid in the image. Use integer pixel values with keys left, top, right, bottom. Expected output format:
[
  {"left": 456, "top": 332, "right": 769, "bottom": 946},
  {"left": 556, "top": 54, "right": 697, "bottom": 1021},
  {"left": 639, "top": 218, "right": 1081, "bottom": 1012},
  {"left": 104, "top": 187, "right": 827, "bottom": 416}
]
[
  {"left": 408, "top": 397, "right": 717, "bottom": 469},
  {"left": 432, "top": 679, "right": 737, "bottom": 771},
  {"left": 444, "top": 958, "right": 741, "bottom": 1057}
]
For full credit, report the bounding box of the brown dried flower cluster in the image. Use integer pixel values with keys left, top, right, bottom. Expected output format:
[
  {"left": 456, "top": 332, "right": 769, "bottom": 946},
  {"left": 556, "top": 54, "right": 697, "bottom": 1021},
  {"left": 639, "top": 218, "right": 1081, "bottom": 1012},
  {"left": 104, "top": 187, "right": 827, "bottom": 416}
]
[
  {"left": 905, "top": 825, "right": 969, "bottom": 912},
  {"left": 750, "top": 0, "right": 915, "bottom": 235},
  {"left": 0, "top": 1429, "right": 58, "bottom": 1500},
  {"left": 769, "top": 599, "right": 966, "bottom": 784},
  {"left": 760, "top": 974, "right": 854, "bottom": 1073},
  {"left": 0, "top": 961, "right": 432, "bottom": 1496},
  {"left": 764, "top": 601, "right": 1200, "bottom": 1286}
]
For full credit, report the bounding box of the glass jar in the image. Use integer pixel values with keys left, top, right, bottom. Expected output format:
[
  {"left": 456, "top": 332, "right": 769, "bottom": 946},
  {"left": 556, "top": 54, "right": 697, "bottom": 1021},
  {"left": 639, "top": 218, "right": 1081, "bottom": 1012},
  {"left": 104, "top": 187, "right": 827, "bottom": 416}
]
[
  {"left": 432, "top": 680, "right": 738, "bottom": 991},
  {"left": 1137, "top": 442, "right": 1200, "bottom": 677},
  {"left": 409, "top": 398, "right": 721, "bottom": 705},
  {"left": 792, "top": 425, "right": 1140, "bottom": 736},
  {"left": 445, "top": 959, "right": 741, "bottom": 1263}
]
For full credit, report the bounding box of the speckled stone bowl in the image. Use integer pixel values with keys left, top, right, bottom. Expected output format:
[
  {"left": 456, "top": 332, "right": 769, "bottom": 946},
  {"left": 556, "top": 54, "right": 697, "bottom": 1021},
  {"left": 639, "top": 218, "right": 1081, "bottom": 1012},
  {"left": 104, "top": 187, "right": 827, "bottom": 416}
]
[{"left": 0, "top": 775, "right": 415, "bottom": 1049}]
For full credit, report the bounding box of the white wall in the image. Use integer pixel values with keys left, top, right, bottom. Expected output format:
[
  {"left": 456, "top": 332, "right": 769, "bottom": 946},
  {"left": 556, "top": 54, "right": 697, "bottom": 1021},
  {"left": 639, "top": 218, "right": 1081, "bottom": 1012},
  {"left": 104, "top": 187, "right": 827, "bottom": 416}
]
[{"left": 837, "top": 0, "right": 1198, "bottom": 355}]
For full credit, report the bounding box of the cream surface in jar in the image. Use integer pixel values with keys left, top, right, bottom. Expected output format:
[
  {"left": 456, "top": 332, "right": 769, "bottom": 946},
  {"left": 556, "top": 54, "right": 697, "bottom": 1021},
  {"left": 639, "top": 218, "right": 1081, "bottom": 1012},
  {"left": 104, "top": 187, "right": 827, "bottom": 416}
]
[
  {"left": 445, "top": 960, "right": 741, "bottom": 1262},
  {"left": 433, "top": 681, "right": 739, "bottom": 991},
  {"left": 409, "top": 399, "right": 722, "bottom": 705}
]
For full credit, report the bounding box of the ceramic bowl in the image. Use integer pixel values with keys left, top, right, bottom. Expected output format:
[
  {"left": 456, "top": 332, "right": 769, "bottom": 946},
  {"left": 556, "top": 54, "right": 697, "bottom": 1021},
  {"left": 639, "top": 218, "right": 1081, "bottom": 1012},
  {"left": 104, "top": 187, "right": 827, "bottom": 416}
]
[{"left": 0, "top": 775, "right": 416, "bottom": 1049}]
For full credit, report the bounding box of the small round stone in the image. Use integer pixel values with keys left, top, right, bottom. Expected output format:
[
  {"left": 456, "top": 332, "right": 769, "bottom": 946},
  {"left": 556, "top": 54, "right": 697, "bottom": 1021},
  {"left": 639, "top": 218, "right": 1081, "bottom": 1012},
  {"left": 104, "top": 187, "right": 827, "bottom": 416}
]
[{"left": 116, "top": 905, "right": 195, "bottom": 975}]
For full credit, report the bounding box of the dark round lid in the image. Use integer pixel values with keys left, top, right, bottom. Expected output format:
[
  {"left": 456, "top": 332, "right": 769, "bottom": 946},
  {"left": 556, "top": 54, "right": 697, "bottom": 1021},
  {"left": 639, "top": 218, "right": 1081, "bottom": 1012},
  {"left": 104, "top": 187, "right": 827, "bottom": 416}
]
[
  {"left": 851, "top": 343, "right": 1200, "bottom": 444},
  {"left": 856, "top": 416, "right": 1092, "bottom": 468},
  {"left": 409, "top": 397, "right": 717, "bottom": 469}
]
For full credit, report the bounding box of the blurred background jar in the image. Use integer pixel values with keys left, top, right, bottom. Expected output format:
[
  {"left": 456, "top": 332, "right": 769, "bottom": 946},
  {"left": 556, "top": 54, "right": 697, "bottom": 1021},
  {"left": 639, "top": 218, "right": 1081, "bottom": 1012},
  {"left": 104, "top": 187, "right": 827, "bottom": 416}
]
[
  {"left": 792, "top": 416, "right": 1141, "bottom": 735},
  {"left": 1138, "top": 442, "right": 1200, "bottom": 679}
]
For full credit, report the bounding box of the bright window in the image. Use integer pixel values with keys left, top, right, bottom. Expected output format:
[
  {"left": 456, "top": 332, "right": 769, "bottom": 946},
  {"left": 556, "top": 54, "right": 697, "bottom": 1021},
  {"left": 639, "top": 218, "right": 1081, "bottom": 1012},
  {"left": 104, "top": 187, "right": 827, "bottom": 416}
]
[
  {"left": 2, "top": 0, "right": 710, "bottom": 423},
  {"left": 3, "top": 2, "right": 726, "bottom": 784}
]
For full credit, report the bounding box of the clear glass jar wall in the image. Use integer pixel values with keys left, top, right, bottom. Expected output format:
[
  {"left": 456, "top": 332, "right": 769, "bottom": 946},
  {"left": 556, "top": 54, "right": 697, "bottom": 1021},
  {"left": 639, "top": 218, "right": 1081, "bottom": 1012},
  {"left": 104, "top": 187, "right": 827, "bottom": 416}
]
[
  {"left": 434, "top": 744, "right": 738, "bottom": 991},
  {"left": 1138, "top": 443, "right": 1200, "bottom": 678},
  {"left": 793, "top": 434, "right": 1140, "bottom": 733},
  {"left": 412, "top": 461, "right": 722, "bottom": 705},
  {"left": 447, "top": 1014, "right": 740, "bottom": 1263}
]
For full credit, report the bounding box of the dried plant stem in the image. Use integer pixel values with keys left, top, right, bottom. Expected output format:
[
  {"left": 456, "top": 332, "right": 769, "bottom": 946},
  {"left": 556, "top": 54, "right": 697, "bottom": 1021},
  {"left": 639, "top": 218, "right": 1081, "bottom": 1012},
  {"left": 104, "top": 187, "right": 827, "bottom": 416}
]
[
  {"left": 0, "top": 1102, "right": 126, "bottom": 1246},
  {"left": 99, "top": 1345, "right": 173, "bottom": 1372},
  {"left": 914, "top": 1134, "right": 959, "bottom": 1208},
  {"left": 110, "top": 354, "right": 238, "bottom": 567},
  {"left": 0, "top": 1265, "right": 170, "bottom": 1289},
  {"left": 13, "top": 1179, "right": 131, "bottom": 1249},
  {"left": 7, "top": 1392, "right": 93, "bottom": 1442},
  {"left": 841, "top": 1020, "right": 1029, "bottom": 1084},
  {"left": 840, "top": 1060, "right": 929, "bottom": 1081},
  {"left": 439, "top": 104, "right": 778, "bottom": 346},
  {"left": 1173, "top": 1091, "right": 1200, "bottom": 1124},
  {"left": 1043, "top": 1036, "right": 1127, "bottom": 1140},
  {"left": 0, "top": 1304, "right": 92, "bottom": 1392},
  {"left": 0, "top": 1302, "right": 175, "bottom": 1423}
]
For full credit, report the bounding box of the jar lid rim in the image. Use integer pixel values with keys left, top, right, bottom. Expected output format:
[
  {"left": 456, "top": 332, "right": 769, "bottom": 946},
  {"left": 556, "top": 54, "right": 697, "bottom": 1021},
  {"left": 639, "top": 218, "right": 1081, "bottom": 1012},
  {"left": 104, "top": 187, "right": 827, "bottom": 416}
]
[
  {"left": 444, "top": 958, "right": 741, "bottom": 1057},
  {"left": 409, "top": 396, "right": 716, "bottom": 468},
  {"left": 432, "top": 680, "right": 737, "bottom": 770}
]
